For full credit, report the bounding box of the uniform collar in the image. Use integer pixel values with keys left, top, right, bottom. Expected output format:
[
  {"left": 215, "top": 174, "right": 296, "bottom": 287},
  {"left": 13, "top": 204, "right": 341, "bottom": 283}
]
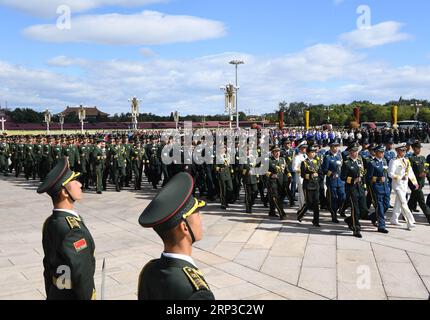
[
  {"left": 53, "top": 209, "right": 80, "bottom": 219},
  {"left": 162, "top": 252, "right": 197, "bottom": 268}
]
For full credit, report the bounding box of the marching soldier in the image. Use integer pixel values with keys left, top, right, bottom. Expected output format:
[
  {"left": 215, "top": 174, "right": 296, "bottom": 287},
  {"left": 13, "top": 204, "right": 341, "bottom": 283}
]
[
  {"left": 0, "top": 137, "right": 10, "bottom": 176},
  {"left": 281, "top": 138, "right": 295, "bottom": 206},
  {"left": 37, "top": 158, "right": 96, "bottom": 300},
  {"left": 214, "top": 146, "right": 234, "bottom": 210},
  {"left": 138, "top": 172, "right": 215, "bottom": 300},
  {"left": 78, "top": 138, "right": 91, "bottom": 190},
  {"left": 33, "top": 136, "right": 43, "bottom": 180},
  {"left": 388, "top": 143, "right": 419, "bottom": 230},
  {"left": 51, "top": 138, "right": 63, "bottom": 168},
  {"left": 23, "top": 137, "right": 34, "bottom": 180},
  {"left": 130, "top": 141, "right": 148, "bottom": 190},
  {"left": 292, "top": 142, "right": 308, "bottom": 209},
  {"left": 242, "top": 150, "right": 259, "bottom": 214},
  {"left": 14, "top": 138, "right": 25, "bottom": 177},
  {"left": 297, "top": 146, "right": 321, "bottom": 227},
  {"left": 110, "top": 138, "right": 127, "bottom": 192},
  {"left": 366, "top": 145, "right": 390, "bottom": 234},
  {"left": 407, "top": 141, "right": 430, "bottom": 224},
  {"left": 92, "top": 139, "right": 107, "bottom": 194},
  {"left": 267, "top": 146, "right": 288, "bottom": 220},
  {"left": 341, "top": 143, "right": 368, "bottom": 238},
  {"left": 322, "top": 141, "right": 344, "bottom": 224},
  {"left": 40, "top": 137, "right": 52, "bottom": 181}
]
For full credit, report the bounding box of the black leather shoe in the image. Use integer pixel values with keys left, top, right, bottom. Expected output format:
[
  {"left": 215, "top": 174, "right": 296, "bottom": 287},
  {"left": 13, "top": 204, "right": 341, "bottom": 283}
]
[
  {"left": 280, "top": 214, "right": 287, "bottom": 221},
  {"left": 378, "top": 228, "right": 389, "bottom": 234},
  {"left": 353, "top": 231, "right": 363, "bottom": 238},
  {"left": 313, "top": 223, "right": 321, "bottom": 227},
  {"left": 97, "top": 191, "right": 102, "bottom": 195},
  {"left": 332, "top": 219, "right": 340, "bottom": 224}
]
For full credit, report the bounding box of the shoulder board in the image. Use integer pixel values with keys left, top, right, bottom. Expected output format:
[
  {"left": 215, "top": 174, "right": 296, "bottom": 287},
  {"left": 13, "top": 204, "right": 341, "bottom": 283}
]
[
  {"left": 183, "top": 267, "right": 209, "bottom": 291},
  {"left": 65, "top": 216, "right": 81, "bottom": 229}
]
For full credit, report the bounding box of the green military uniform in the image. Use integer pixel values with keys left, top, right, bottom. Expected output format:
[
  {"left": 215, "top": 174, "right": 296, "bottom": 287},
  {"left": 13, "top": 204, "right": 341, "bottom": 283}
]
[
  {"left": 130, "top": 144, "right": 148, "bottom": 190},
  {"left": 23, "top": 142, "right": 34, "bottom": 180},
  {"left": 37, "top": 158, "right": 96, "bottom": 300},
  {"left": 32, "top": 140, "right": 43, "bottom": 180},
  {"left": 14, "top": 142, "right": 25, "bottom": 177},
  {"left": 267, "top": 147, "right": 288, "bottom": 220},
  {"left": 138, "top": 172, "right": 215, "bottom": 300},
  {"left": 0, "top": 140, "right": 10, "bottom": 176},
  {"left": 63, "top": 142, "right": 79, "bottom": 171},
  {"left": 40, "top": 142, "right": 52, "bottom": 181},
  {"left": 408, "top": 142, "right": 430, "bottom": 224},
  {"left": 341, "top": 144, "right": 369, "bottom": 238},
  {"left": 241, "top": 158, "right": 259, "bottom": 214},
  {"left": 51, "top": 144, "right": 63, "bottom": 167},
  {"left": 297, "top": 146, "right": 321, "bottom": 226},
  {"left": 110, "top": 142, "right": 127, "bottom": 192},
  {"left": 78, "top": 143, "right": 90, "bottom": 189},
  {"left": 92, "top": 141, "right": 106, "bottom": 194},
  {"left": 214, "top": 153, "right": 234, "bottom": 209}
]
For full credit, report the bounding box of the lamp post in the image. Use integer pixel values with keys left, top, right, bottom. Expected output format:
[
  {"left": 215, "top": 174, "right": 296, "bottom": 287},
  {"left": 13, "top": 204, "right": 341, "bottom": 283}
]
[
  {"left": 59, "top": 113, "right": 65, "bottom": 132},
  {"left": 229, "top": 60, "right": 244, "bottom": 129},
  {"left": 0, "top": 111, "right": 6, "bottom": 133},
  {"left": 324, "top": 106, "right": 333, "bottom": 124},
  {"left": 78, "top": 104, "right": 86, "bottom": 134},
  {"left": 411, "top": 101, "right": 423, "bottom": 121},
  {"left": 173, "top": 111, "right": 180, "bottom": 130},
  {"left": 129, "top": 97, "right": 142, "bottom": 131},
  {"left": 221, "top": 83, "right": 237, "bottom": 130},
  {"left": 44, "top": 109, "right": 51, "bottom": 134}
]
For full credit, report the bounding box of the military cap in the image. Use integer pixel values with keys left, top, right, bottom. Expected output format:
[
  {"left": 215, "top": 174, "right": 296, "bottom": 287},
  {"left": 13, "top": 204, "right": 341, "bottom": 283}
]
[
  {"left": 330, "top": 140, "right": 340, "bottom": 147},
  {"left": 139, "top": 173, "right": 206, "bottom": 233},
  {"left": 306, "top": 146, "right": 317, "bottom": 153},
  {"left": 406, "top": 139, "right": 414, "bottom": 146},
  {"left": 412, "top": 140, "right": 422, "bottom": 148},
  {"left": 271, "top": 145, "right": 281, "bottom": 152},
  {"left": 395, "top": 143, "right": 407, "bottom": 151},
  {"left": 297, "top": 141, "right": 308, "bottom": 149},
  {"left": 37, "top": 158, "right": 80, "bottom": 197},
  {"left": 385, "top": 139, "right": 394, "bottom": 145},
  {"left": 347, "top": 143, "right": 360, "bottom": 152},
  {"left": 373, "top": 145, "right": 386, "bottom": 153},
  {"left": 362, "top": 139, "right": 370, "bottom": 146}
]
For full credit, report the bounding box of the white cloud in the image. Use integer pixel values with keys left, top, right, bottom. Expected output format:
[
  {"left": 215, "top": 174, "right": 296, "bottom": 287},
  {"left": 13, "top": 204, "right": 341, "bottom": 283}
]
[
  {"left": 2, "top": 44, "right": 430, "bottom": 116},
  {"left": 340, "top": 21, "right": 412, "bottom": 48},
  {"left": 23, "top": 11, "right": 226, "bottom": 45},
  {"left": 0, "top": 0, "right": 168, "bottom": 17}
]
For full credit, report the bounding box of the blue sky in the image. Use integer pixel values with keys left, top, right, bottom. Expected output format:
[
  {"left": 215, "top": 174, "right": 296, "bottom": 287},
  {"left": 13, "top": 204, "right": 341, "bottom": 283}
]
[{"left": 0, "top": 0, "right": 429, "bottom": 115}]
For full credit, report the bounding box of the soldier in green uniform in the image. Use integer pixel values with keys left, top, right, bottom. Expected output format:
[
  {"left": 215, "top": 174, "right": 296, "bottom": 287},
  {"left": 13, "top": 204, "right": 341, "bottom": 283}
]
[
  {"left": 242, "top": 149, "right": 259, "bottom": 214},
  {"left": 341, "top": 143, "right": 369, "bottom": 238},
  {"left": 14, "top": 138, "right": 25, "bottom": 177},
  {"left": 64, "top": 136, "right": 79, "bottom": 172},
  {"left": 32, "top": 136, "right": 43, "bottom": 180},
  {"left": 39, "top": 137, "right": 52, "bottom": 181},
  {"left": 37, "top": 158, "right": 96, "bottom": 300},
  {"left": 92, "top": 139, "right": 106, "bottom": 194},
  {"left": 130, "top": 140, "right": 148, "bottom": 190},
  {"left": 51, "top": 138, "right": 63, "bottom": 168},
  {"left": 214, "top": 146, "right": 234, "bottom": 210},
  {"left": 78, "top": 137, "right": 91, "bottom": 190},
  {"left": 266, "top": 146, "right": 288, "bottom": 220},
  {"left": 408, "top": 141, "right": 430, "bottom": 224},
  {"left": 23, "top": 137, "right": 35, "bottom": 180},
  {"left": 0, "top": 136, "right": 10, "bottom": 176},
  {"left": 138, "top": 172, "right": 215, "bottom": 300},
  {"left": 281, "top": 139, "right": 295, "bottom": 207},
  {"left": 297, "top": 146, "right": 321, "bottom": 227}
]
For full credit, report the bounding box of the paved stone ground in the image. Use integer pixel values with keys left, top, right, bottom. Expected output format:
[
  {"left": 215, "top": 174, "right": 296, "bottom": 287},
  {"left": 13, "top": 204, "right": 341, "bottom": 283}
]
[{"left": 1, "top": 150, "right": 430, "bottom": 300}]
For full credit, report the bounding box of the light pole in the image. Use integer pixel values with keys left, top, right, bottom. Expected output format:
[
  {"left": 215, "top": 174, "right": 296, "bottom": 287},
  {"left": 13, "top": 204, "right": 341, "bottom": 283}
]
[
  {"left": 229, "top": 60, "right": 244, "bottom": 129},
  {"left": 59, "top": 113, "right": 65, "bottom": 132},
  {"left": 78, "top": 104, "right": 86, "bottom": 134},
  {"left": 221, "top": 83, "right": 236, "bottom": 129},
  {"left": 0, "top": 111, "right": 6, "bottom": 133},
  {"left": 324, "top": 106, "right": 333, "bottom": 124},
  {"left": 411, "top": 101, "right": 423, "bottom": 121},
  {"left": 44, "top": 109, "right": 51, "bottom": 134},
  {"left": 173, "top": 111, "right": 180, "bottom": 130},
  {"left": 129, "top": 97, "right": 142, "bottom": 131}
]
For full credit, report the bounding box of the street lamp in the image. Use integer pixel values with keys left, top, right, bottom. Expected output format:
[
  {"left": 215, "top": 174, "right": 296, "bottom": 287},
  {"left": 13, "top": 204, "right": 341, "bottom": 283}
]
[
  {"left": 59, "top": 113, "right": 65, "bottom": 132},
  {"left": 229, "top": 60, "right": 244, "bottom": 129},
  {"left": 173, "top": 111, "right": 180, "bottom": 130},
  {"left": 411, "top": 101, "right": 423, "bottom": 121},
  {"left": 43, "top": 109, "right": 51, "bottom": 134},
  {"left": 128, "top": 97, "right": 142, "bottom": 131},
  {"left": 324, "top": 106, "right": 333, "bottom": 124},
  {"left": 221, "top": 83, "right": 237, "bottom": 129},
  {"left": 78, "top": 104, "right": 86, "bottom": 134}
]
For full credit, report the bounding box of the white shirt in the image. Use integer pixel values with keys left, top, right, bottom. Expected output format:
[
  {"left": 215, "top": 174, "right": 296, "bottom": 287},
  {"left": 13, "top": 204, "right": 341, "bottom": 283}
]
[
  {"left": 53, "top": 209, "right": 80, "bottom": 219},
  {"left": 162, "top": 252, "right": 197, "bottom": 268},
  {"left": 293, "top": 153, "right": 307, "bottom": 173}
]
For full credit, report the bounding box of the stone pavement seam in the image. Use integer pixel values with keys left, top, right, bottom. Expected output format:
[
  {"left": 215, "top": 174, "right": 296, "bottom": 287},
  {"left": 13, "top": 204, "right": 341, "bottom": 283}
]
[
  {"left": 370, "top": 242, "right": 388, "bottom": 300},
  {"left": 405, "top": 251, "right": 430, "bottom": 296},
  {"left": 296, "top": 230, "right": 311, "bottom": 287}
]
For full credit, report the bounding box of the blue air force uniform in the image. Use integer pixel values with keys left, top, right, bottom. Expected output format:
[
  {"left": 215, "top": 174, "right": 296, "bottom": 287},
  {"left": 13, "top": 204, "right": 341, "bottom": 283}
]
[
  {"left": 322, "top": 149, "right": 345, "bottom": 222},
  {"left": 366, "top": 152, "right": 390, "bottom": 232}
]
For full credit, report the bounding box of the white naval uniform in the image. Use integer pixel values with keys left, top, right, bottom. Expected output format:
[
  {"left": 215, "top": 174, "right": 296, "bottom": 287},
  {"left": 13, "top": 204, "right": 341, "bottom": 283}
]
[
  {"left": 292, "top": 152, "right": 307, "bottom": 209},
  {"left": 388, "top": 157, "right": 418, "bottom": 227}
]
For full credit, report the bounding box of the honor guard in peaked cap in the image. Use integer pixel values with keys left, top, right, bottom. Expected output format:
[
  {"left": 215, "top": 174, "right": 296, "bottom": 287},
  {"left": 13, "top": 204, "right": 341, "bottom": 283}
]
[
  {"left": 37, "top": 158, "right": 96, "bottom": 300},
  {"left": 138, "top": 172, "right": 215, "bottom": 300}
]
